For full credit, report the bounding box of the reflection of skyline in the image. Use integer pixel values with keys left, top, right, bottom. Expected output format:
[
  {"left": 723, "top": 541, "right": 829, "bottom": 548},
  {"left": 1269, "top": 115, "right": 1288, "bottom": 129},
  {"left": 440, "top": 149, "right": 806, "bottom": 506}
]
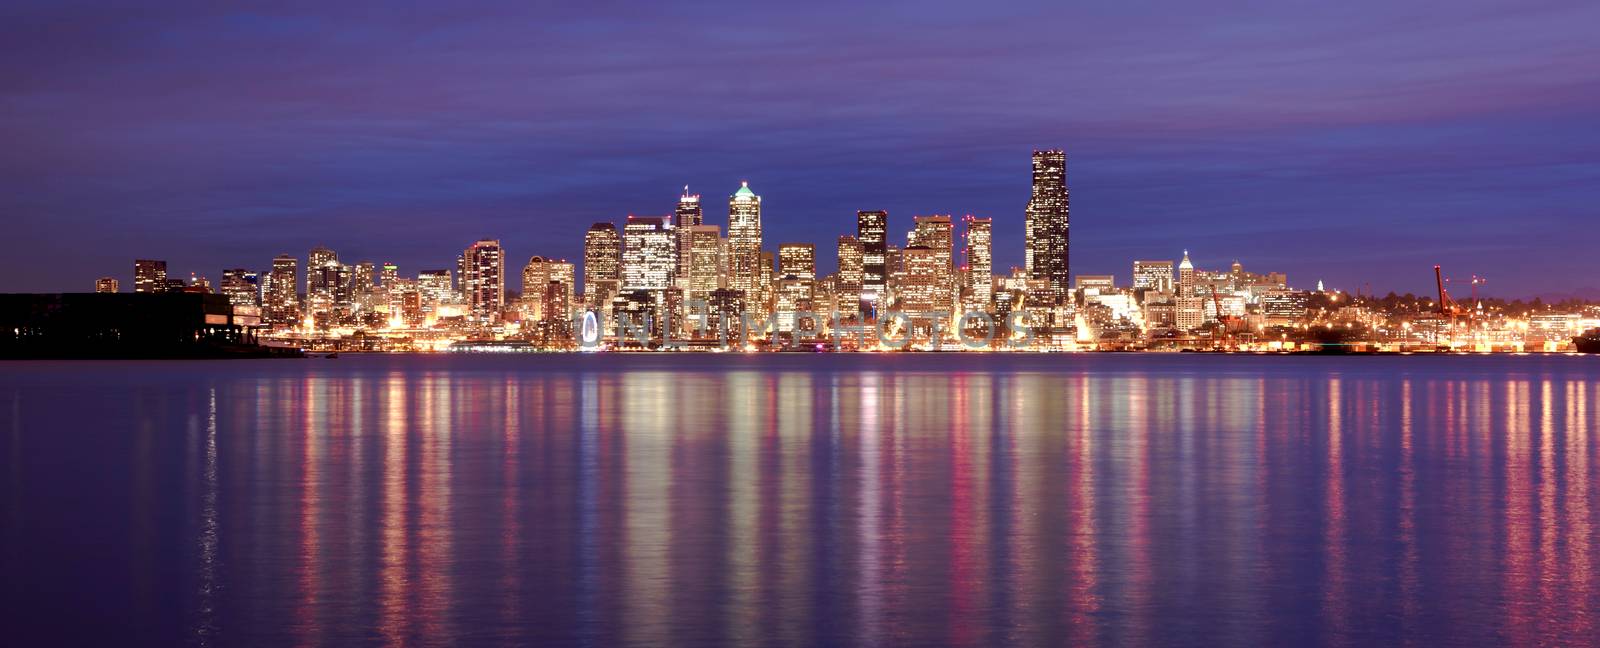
[{"left": 4, "top": 359, "right": 1597, "bottom": 645}]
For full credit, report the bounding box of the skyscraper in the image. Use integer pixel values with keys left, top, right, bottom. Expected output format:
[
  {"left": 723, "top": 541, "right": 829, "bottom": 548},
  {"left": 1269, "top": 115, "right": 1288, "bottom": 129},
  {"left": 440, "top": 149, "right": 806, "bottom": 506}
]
[
  {"left": 778, "top": 243, "right": 816, "bottom": 281},
  {"left": 133, "top": 259, "right": 167, "bottom": 293},
  {"left": 220, "top": 268, "right": 259, "bottom": 308},
  {"left": 727, "top": 182, "right": 763, "bottom": 303},
  {"left": 684, "top": 224, "right": 722, "bottom": 306},
  {"left": 521, "top": 256, "right": 575, "bottom": 323},
  {"left": 675, "top": 187, "right": 702, "bottom": 291},
  {"left": 461, "top": 239, "right": 505, "bottom": 322},
  {"left": 1178, "top": 250, "right": 1195, "bottom": 297},
  {"left": 910, "top": 215, "right": 956, "bottom": 313},
  {"left": 95, "top": 277, "right": 119, "bottom": 293},
  {"left": 583, "top": 222, "right": 622, "bottom": 312},
  {"left": 675, "top": 186, "right": 702, "bottom": 228},
  {"left": 964, "top": 216, "right": 993, "bottom": 312},
  {"left": 622, "top": 217, "right": 674, "bottom": 291},
  {"left": 267, "top": 254, "right": 298, "bottom": 325},
  {"left": 857, "top": 210, "right": 888, "bottom": 317},
  {"left": 837, "top": 236, "right": 863, "bottom": 301},
  {"left": 1025, "top": 150, "right": 1070, "bottom": 304}
]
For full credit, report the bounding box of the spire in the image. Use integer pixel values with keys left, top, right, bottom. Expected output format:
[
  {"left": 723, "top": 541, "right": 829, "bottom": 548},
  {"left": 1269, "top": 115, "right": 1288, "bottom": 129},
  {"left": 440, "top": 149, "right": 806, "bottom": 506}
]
[
  {"left": 733, "top": 181, "right": 755, "bottom": 199},
  {"left": 1179, "top": 249, "right": 1193, "bottom": 269}
]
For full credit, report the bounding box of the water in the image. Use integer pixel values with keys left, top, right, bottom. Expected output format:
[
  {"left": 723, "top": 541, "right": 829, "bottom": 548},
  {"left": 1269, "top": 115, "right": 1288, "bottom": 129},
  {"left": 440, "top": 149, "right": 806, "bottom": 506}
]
[{"left": 3, "top": 354, "right": 1598, "bottom": 647}]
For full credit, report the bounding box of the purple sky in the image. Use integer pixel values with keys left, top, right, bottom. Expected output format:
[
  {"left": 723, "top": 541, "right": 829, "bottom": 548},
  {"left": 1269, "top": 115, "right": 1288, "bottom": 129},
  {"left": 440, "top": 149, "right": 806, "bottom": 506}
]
[{"left": 4, "top": 1, "right": 1598, "bottom": 296}]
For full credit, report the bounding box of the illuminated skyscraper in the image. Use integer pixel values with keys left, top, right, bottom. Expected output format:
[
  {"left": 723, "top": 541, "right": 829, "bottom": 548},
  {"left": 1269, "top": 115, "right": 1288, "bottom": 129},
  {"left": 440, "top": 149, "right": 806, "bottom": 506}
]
[
  {"left": 964, "top": 216, "right": 992, "bottom": 312},
  {"left": 622, "top": 217, "right": 674, "bottom": 291},
  {"left": 727, "top": 182, "right": 763, "bottom": 303},
  {"left": 220, "top": 268, "right": 259, "bottom": 308},
  {"left": 684, "top": 224, "right": 722, "bottom": 305},
  {"left": 133, "top": 259, "right": 167, "bottom": 293},
  {"left": 836, "top": 236, "right": 863, "bottom": 301},
  {"left": 1025, "top": 150, "right": 1070, "bottom": 304},
  {"left": 462, "top": 239, "right": 505, "bottom": 322},
  {"left": 675, "top": 187, "right": 702, "bottom": 291},
  {"left": 1178, "top": 250, "right": 1195, "bottom": 297},
  {"left": 778, "top": 243, "right": 815, "bottom": 280},
  {"left": 266, "top": 254, "right": 298, "bottom": 325},
  {"left": 95, "top": 277, "right": 119, "bottom": 293},
  {"left": 675, "top": 186, "right": 702, "bottom": 227},
  {"left": 521, "top": 256, "right": 575, "bottom": 323},
  {"left": 352, "top": 261, "right": 376, "bottom": 296},
  {"left": 380, "top": 262, "right": 399, "bottom": 288},
  {"left": 583, "top": 222, "right": 622, "bottom": 312},
  {"left": 857, "top": 210, "right": 887, "bottom": 317},
  {"left": 910, "top": 215, "right": 955, "bottom": 313}
]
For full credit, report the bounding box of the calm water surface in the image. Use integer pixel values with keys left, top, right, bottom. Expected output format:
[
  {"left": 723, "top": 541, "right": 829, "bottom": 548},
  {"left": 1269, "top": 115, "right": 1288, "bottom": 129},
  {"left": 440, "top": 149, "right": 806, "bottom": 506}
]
[{"left": 3, "top": 354, "right": 1599, "bottom": 647}]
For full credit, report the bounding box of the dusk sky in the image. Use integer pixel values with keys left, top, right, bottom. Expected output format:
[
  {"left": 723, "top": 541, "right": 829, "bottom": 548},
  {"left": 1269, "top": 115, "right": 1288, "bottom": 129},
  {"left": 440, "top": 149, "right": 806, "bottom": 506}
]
[{"left": 3, "top": 0, "right": 1598, "bottom": 296}]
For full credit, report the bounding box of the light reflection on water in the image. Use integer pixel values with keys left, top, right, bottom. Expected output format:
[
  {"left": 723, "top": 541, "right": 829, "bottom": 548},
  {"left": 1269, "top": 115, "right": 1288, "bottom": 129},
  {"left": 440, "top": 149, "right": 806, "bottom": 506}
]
[{"left": 2, "top": 354, "right": 1598, "bottom": 647}]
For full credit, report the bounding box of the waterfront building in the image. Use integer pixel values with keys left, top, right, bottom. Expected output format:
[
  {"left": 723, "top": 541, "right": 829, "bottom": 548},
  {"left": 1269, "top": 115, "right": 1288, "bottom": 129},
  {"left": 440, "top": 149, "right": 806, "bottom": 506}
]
[
  {"left": 95, "top": 277, "right": 119, "bottom": 293},
  {"left": 219, "top": 269, "right": 259, "bottom": 308}
]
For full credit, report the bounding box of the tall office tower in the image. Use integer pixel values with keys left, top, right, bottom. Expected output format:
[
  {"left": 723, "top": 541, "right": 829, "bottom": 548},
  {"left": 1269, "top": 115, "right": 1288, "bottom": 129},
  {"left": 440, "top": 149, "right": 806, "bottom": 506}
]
[
  {"left": 898, "top": 246, "right": 941, "bottom": 314},
  {"left": 836, "top": 236, "right": 863, "bottom": 301},
  {"left": 307, "top": 245, "right": 338, "bottom": 294},
  {"left": 95, "top": 277, "right": 119, "bottom": 293},
  {"left": 461, "top": 239, "right": 505, "bottom": 322},
  {"left": 133, "top": 259, "right": 167, "bottom": 293},
  {"left": 675, "top": 187, "right": 702, "bottom": 290},
  {"left": 684, "top": 225, "right": 722, "bottom": 305},
  {"left": 521, "top": 256, "right": 576, "bottom": 323},
  {"left": 778, "top": 244, "right": 815, "bottom": 280},
  {"left": 622, "top": 217, "right": 675, "bottom": 291},
  {"left": 964, "top": 216, "right": 993, "bottom": 311},
  {"left": 857, "top": 210, "right": 888, "bottom": 316},
  {"left": 1178, "top": 250, "right": 1195, "bottom": 297},
  {"left": 1133, "top": 260, "right": 1175, "bottom": 294},
  {"left": 910, "top": 215, "right": 956, "bottom": 312},
  {"left": 1024, "top": 149, "right": 1070, "bottom": 304},
  {"left": 909, "top": 215, "right": 955, "bottom": 268},
  {"left": 417, "top": 269, "right": 454, "bottom": 314},
  {"left": 352, "top": 261, "right": 377, "bottom": 296},
  {"left": 583, "top": 222, "right": 622, "bottom": 311},
  {"left": 380, "top": 262, "right": 399, "bottom": 288},
  {"left": 675, "top": 186, "right": 703, "bottom": 227},
  {"left": 726, "top": 182, "right": 763, "bottom": 299},
  {"left": 267, "top": 254, "right": 299, "bottom": 325},
  {"left": 220, "top": 268, "right": 260, "bottom": 308}
]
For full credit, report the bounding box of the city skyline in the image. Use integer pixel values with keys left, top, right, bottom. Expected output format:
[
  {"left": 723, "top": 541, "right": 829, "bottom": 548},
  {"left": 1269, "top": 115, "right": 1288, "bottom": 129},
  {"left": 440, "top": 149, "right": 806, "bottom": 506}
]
[{"left": 4, "top": 2, "right": 1599, "bottom": 297}]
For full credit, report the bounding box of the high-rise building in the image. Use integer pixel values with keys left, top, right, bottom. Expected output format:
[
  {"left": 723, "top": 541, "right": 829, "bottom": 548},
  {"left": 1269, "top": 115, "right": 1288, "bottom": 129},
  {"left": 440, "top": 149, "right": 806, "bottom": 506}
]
[
  {"left": 675, "top": 187, "right": 703, "bottom": 291},
  {"left": 307, "top": 246, "right": 337, "bottom": 294},
  {"left": 684, "top": 225, "right": 722, "bottom": 305},
  {"left": 1134, "top": 260, "right": 1176, "bottom": 294},
  {"left": 837, "top": 236, "right": 863, "bottom": 298},
  {"left": 521, "top": 256, "right": 576, "bottom": 323},
  {"left": 1178, "top": 250, "right": 1195, "bottom": 297},
  {"left": 726, "top": 182, "right": 763, "bottom": 302},
  {"left": 857, "top": 210, "right": 888, "bottom": 317},
  {"left": 899, "top": 246, "right": 943, "bottom": 318},
  {"left": 380, "top": 262, "right": 399, "bottom": 288},
  {"left": 778, "top": 244, "right": 815, "bottom": 281},
  {"left": 910, "top": 215, "right": 956, "bottom": 313},
  {"left": 266, "top": 254, "right": 298, "bottom": 325},
  {"left": 462, "top": 239, "right": 505, "bottom": 322},
  {"left": 583, "top": 222, "right": 622, "bottom": 312},
  {"left": 95, "top": 277, "right": 119, "bottom": 293},
  {"left": 1024, "top": 150, "right": 1070, "bottom": 304},
  {"left": 133, "top": 259, "right": 167, "bottom": 293},
  {"left": 352, "top": 261, "right": 377, "bottom": 296},
  {"left": 622, "top": 217, "right": 674, "bottom": 291},
  {"left": 220, "top": 268, "right": 259, "bottom": 308},
  {"left": 964, "top": 216, "right": 993, "bottom": 312},
  {"left": 675, "top": 186, "right": 702, "bottom": 228},
  {"left": 417, "top": 270, "right": 454, "bottom": 316}
]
